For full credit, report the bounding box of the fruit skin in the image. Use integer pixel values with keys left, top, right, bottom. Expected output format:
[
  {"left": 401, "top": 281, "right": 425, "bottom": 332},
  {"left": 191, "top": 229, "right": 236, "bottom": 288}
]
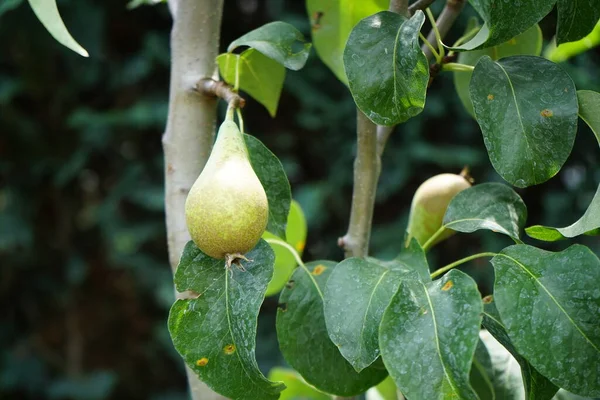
[
  {"left": 407, "top": 173, "right": 472, "bottom": 247},
  {"left": 185, "top": 118, "right": 268, "bottom": 259}
]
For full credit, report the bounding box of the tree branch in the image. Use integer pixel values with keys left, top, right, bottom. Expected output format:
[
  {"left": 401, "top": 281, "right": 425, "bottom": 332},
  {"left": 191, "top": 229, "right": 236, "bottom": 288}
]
[
  {"left": 163, "top": 0, "right": 227, "bottom": 399},
  {"left": 409, "top": 0, "right": 437, "bottom": 14},
  {"left": 390, "top": 0, "right": 410, "bottom": 16},
  {"left": 338, "top": 110, "right": 380, "bottom": 258},
  {"left": 196, "top": 78, "right": 246, "bottom": 108}
]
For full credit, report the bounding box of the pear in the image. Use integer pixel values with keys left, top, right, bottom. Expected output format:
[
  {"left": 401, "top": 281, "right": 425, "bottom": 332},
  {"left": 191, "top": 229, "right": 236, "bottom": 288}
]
[
  {"left": 407, "top": 170, "right": 472, "bottom": 247},
  {"left": 185, "top": 115, "right": 268, "bottom": 261}
]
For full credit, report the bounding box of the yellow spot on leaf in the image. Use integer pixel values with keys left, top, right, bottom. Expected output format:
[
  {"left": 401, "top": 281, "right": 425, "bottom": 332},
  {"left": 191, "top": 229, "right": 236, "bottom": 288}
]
[
  {"left": 487, "top": 94, "right": 494, "bottom": 101},
  {"left": 541, "top": 109, "right": 553, "bottom": 118},
  {"left": 483, "top": 295, "right": 494, "bottom": 304},
  {"left": 196, "top": 358, "right": 208, "bottom": 367},
  {"left": 442, "top": 280, "right": 454, "bottom": 291},
  {"left": 509, "top": 39, "right": 517, "bottom": 45},
  {"left": 223, "top": 344, "right": 236, "bottom": 355},
  {"left": 296, "top": 240, "right": 305, "bottom": 252},
  {"left": 312, "top": 265, "right": 326, "bottom": 275}
]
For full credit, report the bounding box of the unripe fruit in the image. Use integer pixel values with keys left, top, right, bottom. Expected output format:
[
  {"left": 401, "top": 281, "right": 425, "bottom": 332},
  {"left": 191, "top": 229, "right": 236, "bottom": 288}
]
[
  {"left": 185, "top": 116, "right": 268, "bottom": 260},
  {"left": 407, "top": 171, "right": 472, "bottom": 247}
]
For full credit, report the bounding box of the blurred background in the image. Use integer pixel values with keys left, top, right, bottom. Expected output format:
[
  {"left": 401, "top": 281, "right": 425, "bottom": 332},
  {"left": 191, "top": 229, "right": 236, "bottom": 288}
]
[{"left": 1, "top": 0, "right": 599, "bottom": 399}]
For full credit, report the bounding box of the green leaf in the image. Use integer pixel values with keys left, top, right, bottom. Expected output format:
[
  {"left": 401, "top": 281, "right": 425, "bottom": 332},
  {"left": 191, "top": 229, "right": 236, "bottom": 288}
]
[
  {"left": 454, "top": 24, "right": 543, "bottom": 117},
  {"left": 379, "top": 269, "right": 482, "bottom": 400},
  {"left": 482, "top": 298, "right": 559, "bottom": 400},
  {"left": 525, "top": 91, "right": 600, "bottom": 241},
  {"left": 0, "top": 0, "right": 23, "bottom": 18},
  {"left": 126, "top": 0, "right": 166, "bottom": 9},
  {"left": 546, "top": 21, "right": 600, "bottom": 62},
  {"left": 470, "top": 55, "right": 578, "bottom": 187},
  {"left": 492, "top": 244, "right": 600, "bottom": 396},
  {"left": 244, "top": 134, "right": 291, "bottom": 240},
  {"left": 27, "top": 0, "right": 89, "bottom": 57},
  {"left": 217, "top": 49, "right": 285, "bottom": 116},
  {"left": 577, "top": 90, "right": 600, "bottom": 146},
  {"left": 168, "top": 240, "right": 285, "bottom": 400},
  {"left": 277, "top": 261, "right": 388, "bottom": 396},
  {"left": 227, "top": 21, "right": 311, "bottom": 71},
  {"left": 556, "top": 0, "right": 600, "bottom": 44},
  {"left": 323, "top": 244, "right": 429, "bottom": 372},
  {"left": 470, "top": 331, "right": 525, "bottom": 400},
  {"left": 344, "top": 11, "right": 429, "bottom": 126},
  {"left": 453, "top": 0, "right": 555, "bottom": 51},
  {"left": 525, "top": 185, "right": 600, "bottom": 241},
  {"left": 267, "top": 367, "right": 330, "bottom": 400},
  {"left": 443, "top": 183, "right": 527, "bottom": 241},
  {"left": 263, "top": 200, "right": 307, "bottom": 296},
  {"left": 306, "top": 0, "right": 388, "bottom": 84}
]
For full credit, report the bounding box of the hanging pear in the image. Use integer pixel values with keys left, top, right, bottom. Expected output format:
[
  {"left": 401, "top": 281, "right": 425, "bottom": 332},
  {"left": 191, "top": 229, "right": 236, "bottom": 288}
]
[
  {"left": 407, "top": 169, "right": 472, "bottom": 247},
  {"left": 185, "top": 111, "right": 268, "bottom": 261}
]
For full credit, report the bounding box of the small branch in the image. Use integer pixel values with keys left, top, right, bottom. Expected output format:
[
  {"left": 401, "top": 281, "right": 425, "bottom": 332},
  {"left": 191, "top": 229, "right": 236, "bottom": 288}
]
[
  {"left": 196, "top": 78, "right": 246, "bottom": 108},
  {"left": 339, "top": 110, "right": 380, "bottom": 258},
  {"left": 409, "top": 0, "right": 437, "bottom": 14},
  {"left": 430, "top": 252, "right": 496, "bottom": 279},
  {"left": 422, "top": 0, "right": 467, "bottom": 59},
  {"left": 389, "top": 0, "right": 410, "bottom": 16}
]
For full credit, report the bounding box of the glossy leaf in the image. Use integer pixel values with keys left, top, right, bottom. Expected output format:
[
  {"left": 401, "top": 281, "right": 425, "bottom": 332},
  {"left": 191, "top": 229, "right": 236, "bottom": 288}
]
[
  {"left": 380, "top": 269, "right": 482, "bottom": 400},
  {"left": 267, "top": 367, "right": 329, "bottom": 400},
  {"left": 492, "top": 245, "right": 600, "bottom": 396},
  {"left": 443, "top": 183, "right": 527, "bottom": 241},
  {"left": 453, "top": 0, "right": 554, "bottom": 51},
  {"left": 470, "top": 331, "right": 524, "bottom": 400},
  {"left": 577, "top": 90, "right": 600, "bottom": 146},
  {"left": 27, "top": 0, "right": 88, "bottom": 57},
  {"left": 217, "top": 49, "right": 285, "bottom": 116},
  {"left": 344, "top": 11, "right": 429, "bottom": 126},
  {"left": 546, "top": 21, "right": 600, "bottom": 63},
  {"left": 556, "top": 0, "right": 600, "bottom": 44},
  {"left": 482, "top": 298, "right": 559, "bottom": 400},
  {"left": 324, "top": 242, "right": 429, "bottom": 372},
  {"left": 263, "top": 200, "right": 307, "bottom": 296},
  {"left": 526, "top": 185, "right": 600, "bottom": 241},
  {"left": 228, "top": 21, "right": 311, "bottom": 71},
  {"left": 525, "top": 91, "right": 600, "bottom": 241},
  {"left": 454, "top": 24, "right": 542, "bottom": 117},
  {"left": 168, "top": 240, "right": 284, "bottom": 400},
  {"left": 306, "top": 0, "right": 388, "bottom": 83},
  {"left": 470, "top": 55, "right": 578, "bottom": 187},
  {"left": 244, "top": 134, "right": 291, "bottom": 241},
  {"left": 277, "top": 261, "right": 388, "bottom": 396}
]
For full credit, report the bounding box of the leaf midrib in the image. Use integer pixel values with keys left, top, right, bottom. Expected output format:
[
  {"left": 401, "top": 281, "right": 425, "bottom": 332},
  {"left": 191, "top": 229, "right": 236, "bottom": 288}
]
[
  {"left": 495, "top": 61, "right": 537, "bottom": 184},
  {"left": 225, "top": 270, "right": 280, "bottom": 397},
  {"left": 356, "top": 269, "right": 389, "bottom": 367},
  {"left": 421, "top": 281, "right": 462, "bottom": 397},
  {"left": 498, "top": 253, "right": 600, "bottom": 354}
]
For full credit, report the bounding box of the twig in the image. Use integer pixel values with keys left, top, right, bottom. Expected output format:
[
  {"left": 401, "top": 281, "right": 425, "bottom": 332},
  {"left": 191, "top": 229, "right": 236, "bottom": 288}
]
[
  {"left": 389, "top": 0, "right": 410, "bottom": 16},
  {"left": 196, "top": 78, "right": 245, "bottom": 108},
  {"left": 409, "top": 0, "right": 437, "bottom": 14},
  {"left": 422, "top": 0, "right": 467, "bottom": 59}
]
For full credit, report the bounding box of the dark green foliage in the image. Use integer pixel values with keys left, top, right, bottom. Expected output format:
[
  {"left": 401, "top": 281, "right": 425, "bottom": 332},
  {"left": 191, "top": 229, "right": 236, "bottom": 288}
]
[{"left": 3, "top": 1, "right": 600, "bottom": 399}]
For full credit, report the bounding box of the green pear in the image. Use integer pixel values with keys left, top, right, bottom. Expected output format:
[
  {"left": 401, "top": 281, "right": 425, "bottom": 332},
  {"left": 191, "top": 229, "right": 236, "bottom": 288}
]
[
  {"left": 407, "top": 171, "right": 472, "bottom": 247},
  {"left": 185, "top": 116, "right": 268, "bottom": 260}
]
